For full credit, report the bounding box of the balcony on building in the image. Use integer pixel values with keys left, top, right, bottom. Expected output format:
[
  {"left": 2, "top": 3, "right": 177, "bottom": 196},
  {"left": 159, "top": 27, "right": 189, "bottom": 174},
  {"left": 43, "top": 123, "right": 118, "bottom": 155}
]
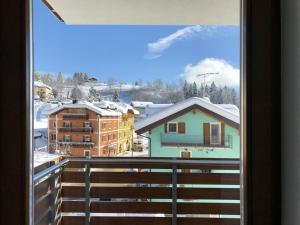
[
  {"left": 62, "top": 113, "right": 89, "bottom": 120},
  {"left": 33, "top": 157, "right": 241, "bottom": 225},
  {"left": 161, "top": 133, "right": 233, "bottom": 148}
]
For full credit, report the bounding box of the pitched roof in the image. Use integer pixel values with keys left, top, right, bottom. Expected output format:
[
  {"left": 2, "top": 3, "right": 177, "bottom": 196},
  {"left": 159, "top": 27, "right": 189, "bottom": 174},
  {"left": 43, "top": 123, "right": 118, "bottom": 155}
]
[
  {"left": 135, "top": 97, "right": 240, "bottom": 134},
  {"left": 130, "top": 101, "right": 153, "bottom": 108},
  {"left": 95, "top": 101, "right": 140, "bottom": 115},
  {"left": 47, "top": 101, "right": 122, "bottom": 116}
]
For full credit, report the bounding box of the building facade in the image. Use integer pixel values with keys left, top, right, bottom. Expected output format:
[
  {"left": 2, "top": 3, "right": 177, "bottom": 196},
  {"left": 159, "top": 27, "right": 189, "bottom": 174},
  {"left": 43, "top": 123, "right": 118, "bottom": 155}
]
[
  {"left": 34, "top": 81, "right": 52, "bottom": 101},
  {"left": 135, "top": 97, "right": 240, "bottom": 158},
  {"left": 48, "top": 102, "right": 136, "bottom": 157}
]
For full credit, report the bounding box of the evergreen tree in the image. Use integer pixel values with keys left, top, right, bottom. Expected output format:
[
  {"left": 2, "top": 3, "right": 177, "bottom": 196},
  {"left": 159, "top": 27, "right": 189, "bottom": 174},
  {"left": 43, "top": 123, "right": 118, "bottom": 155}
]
[
  {"left": 71, "top": 86, "right": 82, "bottom": 100},
  {"left": 209, "top": 82, "right": 218, "bottom": 103},
  {"left": 52, "top": 89, "right": 58, "bottom": 99},
  {"left": 88, "top": 87, "right": 101, "bottom": 102},
  {"left": 192, "top": 82, "right": 198, "bottom": 97},
  {"left": 183, "top": 80, "right": 189, "bottom": 99},
  {"left": 112, "top": 90, "right": 120, "bottom": 102}
]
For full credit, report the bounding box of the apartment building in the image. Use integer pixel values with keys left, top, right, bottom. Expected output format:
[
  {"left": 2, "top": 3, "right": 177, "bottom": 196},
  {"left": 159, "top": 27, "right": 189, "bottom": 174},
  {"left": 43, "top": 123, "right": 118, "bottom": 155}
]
[
  {"left": 48, "top": 102, "right": 121, "bottom": 157},
  {"left": 48, "top": 101, "right": 139, "bottom": 157}
]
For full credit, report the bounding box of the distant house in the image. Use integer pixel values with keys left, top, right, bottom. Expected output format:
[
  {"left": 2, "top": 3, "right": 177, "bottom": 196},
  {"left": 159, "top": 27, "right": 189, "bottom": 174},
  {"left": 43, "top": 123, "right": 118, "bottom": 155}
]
[
  {"left": 135, "top": 97, "right": 240, "bottom": 158},
  {"left": 34, "top": 81, "right": 52, "bottom": 102},
  {"left": 145, "top": 103, "right": 173, "bottom": 117},
  {"left": 130, "top": 101, "right": 153, "bottom": 120}
]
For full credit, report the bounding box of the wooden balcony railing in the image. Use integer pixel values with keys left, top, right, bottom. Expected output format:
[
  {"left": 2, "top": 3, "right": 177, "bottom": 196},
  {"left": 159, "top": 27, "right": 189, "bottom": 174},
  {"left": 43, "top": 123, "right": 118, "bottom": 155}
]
[
  {"left": 34, "top": 157, "right": 241, "bottom": 225},
  {"left": 58, "top": 127, "right": 93, "bottom": 133}
]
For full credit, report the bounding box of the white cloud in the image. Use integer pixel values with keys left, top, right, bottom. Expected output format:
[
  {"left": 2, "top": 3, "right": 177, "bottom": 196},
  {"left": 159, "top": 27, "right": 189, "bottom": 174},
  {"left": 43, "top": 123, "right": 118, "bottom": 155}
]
[
  {"left": 180, "top": 58, "right": 240, "bottom": 87},
  {"left": 146, "top": 25, "right": 213, "bottom": 59}
]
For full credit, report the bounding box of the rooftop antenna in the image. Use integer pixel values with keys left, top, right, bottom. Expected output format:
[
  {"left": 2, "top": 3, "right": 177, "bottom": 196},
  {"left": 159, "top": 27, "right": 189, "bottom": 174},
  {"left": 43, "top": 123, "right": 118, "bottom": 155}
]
[
  {"left": 197, "top": 72, "right": 219, "bottom": 85},
  {"left": 197, "top": 72, "right": 219, "bottom": 98}
]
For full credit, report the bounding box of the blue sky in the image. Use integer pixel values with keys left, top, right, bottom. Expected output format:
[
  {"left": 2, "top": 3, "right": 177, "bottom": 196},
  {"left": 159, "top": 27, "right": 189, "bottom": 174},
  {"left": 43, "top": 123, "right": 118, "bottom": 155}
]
[{"left": 33, "top": 0, "right": 240, "bottom": 86}]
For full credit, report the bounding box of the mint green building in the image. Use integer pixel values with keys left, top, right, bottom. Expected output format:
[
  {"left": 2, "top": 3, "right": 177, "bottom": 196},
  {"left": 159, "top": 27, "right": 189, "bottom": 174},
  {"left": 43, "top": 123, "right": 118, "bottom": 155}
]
[{"left": 135, "top": 97, "right": 240, "bottom": 158}]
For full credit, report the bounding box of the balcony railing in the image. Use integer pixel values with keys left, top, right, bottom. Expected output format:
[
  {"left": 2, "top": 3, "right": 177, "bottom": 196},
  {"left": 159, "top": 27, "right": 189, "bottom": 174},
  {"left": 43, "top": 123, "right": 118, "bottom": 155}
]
[
  {"left": 34, "top": 157, "right": 240, "bottom": 225},
  {"left": 62, "top": 113, "right": 89, "bottom": 120},
  {"left": 58, "top": 127, "right": 93, "bottom": 133},
  {"left": 161, "top": 134, "right": 233, "bottom": 148},
  {"left": 58, "top": 141, "right": 95, "bottom": 147}
]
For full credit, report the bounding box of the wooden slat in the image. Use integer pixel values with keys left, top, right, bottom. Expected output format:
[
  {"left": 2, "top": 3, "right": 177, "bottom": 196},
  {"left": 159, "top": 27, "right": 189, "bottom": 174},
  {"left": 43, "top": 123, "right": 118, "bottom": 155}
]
[
  {"left": 62, "top": 201, "right": 85, "bottom": 212},
  {"left": 178, "top": 188, "right": 240, "bottom": 200},
  {"left": 91, "top": 187, "right": 171, "bottom": 199},
  {"left": 177, "top": 173, "right": 240, "bottom": 185},
  {"left": 177, "top": 202, "right": 240, "bottom": 214},
  {"left": 63, "top": 186, "right": 240, "bottom": 200},
  {"left": 35, "top": 179, "right": 50, "bottom": 201},
  {"left": 34, "top": 194, "right": 50, "bottom": 221},
  {"left": 178, "top": 218, "right": 240, "bottom": 225},
  {"left": 91, "top": 201, "right": 172, "bottom": 213},
  {"left": 62, "top": 186, "right": 85, "bottom": 198},
  {"left": 91, "top": 216, "right": 170, "bottom": 225},
  {"left": 62, "top": 171, "right": 85, "bottom": 183},
  {"left": 91, "top": 172, "right": 171, "bottom": 184},
  {"left": 61, "top": 216, "right": 85, "bottom": 225}
]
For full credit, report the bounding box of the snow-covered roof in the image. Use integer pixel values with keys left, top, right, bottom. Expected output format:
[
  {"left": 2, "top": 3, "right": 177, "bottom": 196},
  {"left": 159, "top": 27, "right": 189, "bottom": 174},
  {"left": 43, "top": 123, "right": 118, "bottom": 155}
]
[
  {"left": 95, "top": 101, "right": 140, "bottom": 115},
  {"left": 145, "top": 103, "right": 173, "bottom": 117},
  {"left": 135, "top": 97, "right": 240, "bottom": 133},
  {"left": 131, "top": 101, "right": 153, "bottom": 108},
  {"left": 47, "top": 101, "right": 122, "bottom": 116},
  {"left": 216, "top": 104, "right": 240, "bottom": 116},
  {"left": 34, "top": 80, "right": 52, "bottom": 89}
]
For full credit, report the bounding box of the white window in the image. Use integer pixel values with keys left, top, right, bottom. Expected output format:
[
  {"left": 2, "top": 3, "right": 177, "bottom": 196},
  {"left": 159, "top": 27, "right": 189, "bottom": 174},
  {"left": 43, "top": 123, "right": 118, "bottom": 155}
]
[
  {"left": 84, "top": 150, "right": 91, "bottom": 158},
  {"left": 84, "top": 121, "right": 90, "bottom": 128},
  {"left": 168, "top": 122, "right": 177, "bottom": 133},
  {"left": 64, "top": 121, "right": 71, "bottom": 128},
  {"left": 210, "top": 123, "right": 221, "bottom": 145},
  {"left": 84, "top": 135, "right": 91, "bottom": 142},
  {"left": 65, "top": 135, "right": 71, "bottom": 142}
]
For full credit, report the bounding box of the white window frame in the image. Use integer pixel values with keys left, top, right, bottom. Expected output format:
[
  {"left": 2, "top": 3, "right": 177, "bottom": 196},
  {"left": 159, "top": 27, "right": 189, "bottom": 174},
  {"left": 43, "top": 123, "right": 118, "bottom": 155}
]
[
  {"left": 84, "top": 150, "right": 91, "bottom": 158},
  {"left": 84, "top": 135, "right": 91, "bottom": 142},
  {"left": 65, "top": 134, "right": 71, "bottom": 142},
  {"left": 84, "top": 121, "right": 90, "bottom": 128},
  {"left": 64, "top": 121, "right": 71, "bottom": 128},
  {"left": 210, "top": 122, "right": 221, "bottom": 145},
  {"left": 167, "top": 122, "right": 178, "bottom": 133}
]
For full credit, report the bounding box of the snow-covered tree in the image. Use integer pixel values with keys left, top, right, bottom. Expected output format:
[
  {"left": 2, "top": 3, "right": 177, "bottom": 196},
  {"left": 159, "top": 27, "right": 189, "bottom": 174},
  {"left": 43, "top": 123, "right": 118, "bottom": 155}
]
[
  {"left": 88, "top": 87, "right": 101, "bottom": 102},
  {"left": 71, "top": 86, "right": 83, "bottom": 100},
  {"left": 112, "top": 90, "right": 120, "bottom": 102}
]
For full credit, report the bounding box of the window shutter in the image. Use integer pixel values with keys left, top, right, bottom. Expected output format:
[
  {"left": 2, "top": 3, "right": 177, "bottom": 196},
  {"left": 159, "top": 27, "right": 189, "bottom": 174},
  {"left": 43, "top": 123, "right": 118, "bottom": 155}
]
[
  {"left": 178, "top": 122, "right": 186, "bottom": 134},
  {"left": 203, "top": 123, "right": 210, "bottom": 145},
  {"left": 164, "top": 123, "right": 168, "bottom": 133},
  {"left": 221, "top": 123, "right": 225, "bottom": 145}
]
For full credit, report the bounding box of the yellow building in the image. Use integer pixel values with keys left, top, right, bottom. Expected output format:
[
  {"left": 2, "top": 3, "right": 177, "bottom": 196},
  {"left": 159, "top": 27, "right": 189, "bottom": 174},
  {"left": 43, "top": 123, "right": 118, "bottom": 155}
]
[
  {"left": 118, "top": 110, "right": 135, "bottom": 154},
  {"left": 34, "top": 81, "right": 52, "bottom": 101},
  {"left": 94, "top": 101, "right": 139, "bottom": 154}
]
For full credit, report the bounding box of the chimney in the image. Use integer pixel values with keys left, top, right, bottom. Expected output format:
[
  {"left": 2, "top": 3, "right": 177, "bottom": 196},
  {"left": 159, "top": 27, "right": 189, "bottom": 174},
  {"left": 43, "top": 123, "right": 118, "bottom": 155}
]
[{"left": 72, "top": 99, "right": 78, "bottom": 104}]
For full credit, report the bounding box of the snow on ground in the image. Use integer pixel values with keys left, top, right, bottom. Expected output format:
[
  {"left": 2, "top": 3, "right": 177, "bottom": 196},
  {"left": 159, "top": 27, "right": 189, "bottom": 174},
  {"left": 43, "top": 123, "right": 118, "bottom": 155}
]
[{"left": 34, "top": 151, "right": 60, "bottom": 168}]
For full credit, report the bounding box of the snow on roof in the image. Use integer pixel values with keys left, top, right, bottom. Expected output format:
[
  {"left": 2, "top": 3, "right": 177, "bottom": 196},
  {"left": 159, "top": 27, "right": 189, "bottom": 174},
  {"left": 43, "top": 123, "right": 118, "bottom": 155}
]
[
  {"left": 95, "top": 101, "right": 140, "bottom": 115},
  {"left": 34, "top": 80, "right": 52, "bottom": 89},
  {"left": 216, "top": 104, "right": 240, "bottom": 116},
  {"left": 47, "top": 101, "right": 122, "bottom": 116},
  {"left": 145, "top": 103, "right": 173, "bottom": 117},
  {"left": 131, "top": 101, "right": 153, "bottom": 108},
  {"left": 135, "top": 97, "right": 240, "bottom": 133}
]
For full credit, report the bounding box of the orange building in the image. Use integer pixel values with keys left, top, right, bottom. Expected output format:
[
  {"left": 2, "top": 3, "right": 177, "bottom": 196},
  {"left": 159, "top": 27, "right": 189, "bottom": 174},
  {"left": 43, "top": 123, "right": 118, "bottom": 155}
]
[{"left": 48, "top": 102, "right": 122, "bottom": 157}]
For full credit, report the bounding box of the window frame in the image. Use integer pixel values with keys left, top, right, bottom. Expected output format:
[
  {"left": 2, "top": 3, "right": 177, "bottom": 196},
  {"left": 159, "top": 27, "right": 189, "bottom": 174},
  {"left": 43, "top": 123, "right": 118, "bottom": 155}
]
[
  {"left": 0, "top": 0, "right": 281, "bottom": 225},
  {"left": 210, "top": 122, "right": 221, "bottom": 145},
  {"left": 167, "top": 122, "right": 178, "bottom": 133}
]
